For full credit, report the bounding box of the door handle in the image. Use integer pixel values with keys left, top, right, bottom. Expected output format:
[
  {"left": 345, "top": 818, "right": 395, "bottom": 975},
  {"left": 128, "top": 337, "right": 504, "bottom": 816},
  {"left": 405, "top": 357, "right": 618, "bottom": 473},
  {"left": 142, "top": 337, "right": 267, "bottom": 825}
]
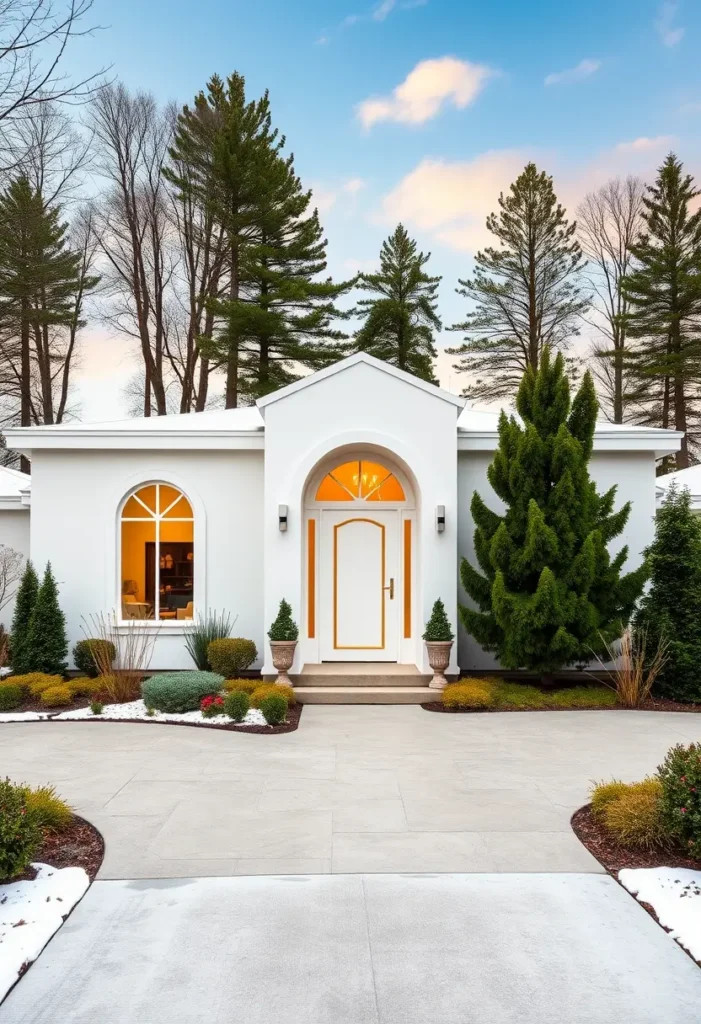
[{"left": 384, "top": 578, "right": 395, "bottom": 600}]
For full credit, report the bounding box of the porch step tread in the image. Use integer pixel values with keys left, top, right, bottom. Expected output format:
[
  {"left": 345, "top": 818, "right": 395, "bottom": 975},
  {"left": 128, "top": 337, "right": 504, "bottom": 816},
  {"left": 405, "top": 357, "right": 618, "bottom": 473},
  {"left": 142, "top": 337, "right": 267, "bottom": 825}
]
[
  {"left": 294, "top": 686, "right": 436, "bottom": 705},
  {"left": 300, "top": 663, "right": 423, "bottom": 676},
  {"left": 296, "top": 675, "right": 430, "bottom": 688}
]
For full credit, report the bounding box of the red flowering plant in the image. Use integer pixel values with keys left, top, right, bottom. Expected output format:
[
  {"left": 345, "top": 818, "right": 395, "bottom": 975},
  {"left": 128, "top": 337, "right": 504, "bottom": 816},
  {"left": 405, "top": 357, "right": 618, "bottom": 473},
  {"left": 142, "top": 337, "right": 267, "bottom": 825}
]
[
  {"left": 200, "top": 695, "right": 225, "bottom": 719},
  {"left": 658, "top": 743, "right": 701, "bottom": 856}
]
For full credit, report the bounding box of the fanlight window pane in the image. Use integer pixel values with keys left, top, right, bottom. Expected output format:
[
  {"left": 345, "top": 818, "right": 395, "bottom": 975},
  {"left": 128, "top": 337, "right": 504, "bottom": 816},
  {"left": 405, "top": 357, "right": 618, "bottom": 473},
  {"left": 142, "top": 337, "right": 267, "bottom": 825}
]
[
  {"left": 120, "top": 484, "right": 194, "bottom": 621},
  {"left": 315, "top": 460, "right": 405, "bottom": 502}
]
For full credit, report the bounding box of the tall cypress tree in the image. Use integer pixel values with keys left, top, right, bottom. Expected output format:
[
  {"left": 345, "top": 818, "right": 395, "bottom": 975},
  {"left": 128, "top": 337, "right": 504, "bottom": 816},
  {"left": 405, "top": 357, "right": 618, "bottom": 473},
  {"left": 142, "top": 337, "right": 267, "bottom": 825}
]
[
  {"left": 622, "top": 154, "right": 701, "bottom": 470},
  {"left": 353, "top": 224, "right": 440, "bottom": 383},
  {"left": 25, "top": 562, "right": 67, "bottom": 675},
  {"left": 635, "top": 483, "right": 701, "bottom": 702},
  {"left": 459, "top": 348, "right": 646, "bottom": 677},
  {"left": 212, "top": 145, "right": 352, "bottom": 400},
  {"left": 447, "top": 163, "right": 588, "bottom": 402},
  {"left": 10, "top": 560, "right": 38, "bottom": 674}
]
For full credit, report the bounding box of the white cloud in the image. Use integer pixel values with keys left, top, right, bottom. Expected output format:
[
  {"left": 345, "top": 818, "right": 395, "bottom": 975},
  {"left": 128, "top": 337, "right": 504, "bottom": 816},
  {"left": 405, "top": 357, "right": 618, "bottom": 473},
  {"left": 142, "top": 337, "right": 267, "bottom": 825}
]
[
  {"left": 312, "top": 178, "right": 367, "bottom": 213},
  {"left": 615, "top": 135, "right": 676, "bottom": 153},
  {"left": 544, "top": 58, "right": 601, "bottom": 86},
  {"left": 373, "top": 0, "right": 397, "bottom": 20},
  {"left": 656, "top": 2, "right": 684, "bottom": 47},
  {"left": 357, "top": 57, "right": 494, "bottom": 129},
  {"left": 380, "top": 150, "right": 529, "bottom": 251}
]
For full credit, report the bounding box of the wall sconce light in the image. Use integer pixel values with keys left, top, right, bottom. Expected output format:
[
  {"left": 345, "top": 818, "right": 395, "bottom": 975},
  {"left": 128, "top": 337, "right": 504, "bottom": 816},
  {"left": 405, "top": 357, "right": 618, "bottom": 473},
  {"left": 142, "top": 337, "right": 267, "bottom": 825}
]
[
  {"left": 435, "top": 505, "right": 446, "bottom": 532},
  {"left": 278, "top": 504, "right": 288, "bottom": 532}
]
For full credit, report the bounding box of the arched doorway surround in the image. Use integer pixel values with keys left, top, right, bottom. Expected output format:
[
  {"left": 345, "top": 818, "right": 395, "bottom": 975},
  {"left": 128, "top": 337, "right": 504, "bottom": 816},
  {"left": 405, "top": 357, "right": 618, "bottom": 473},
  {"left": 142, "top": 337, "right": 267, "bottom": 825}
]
[{"left": 304, "top": 446, "right": 417, "bottom": 663}]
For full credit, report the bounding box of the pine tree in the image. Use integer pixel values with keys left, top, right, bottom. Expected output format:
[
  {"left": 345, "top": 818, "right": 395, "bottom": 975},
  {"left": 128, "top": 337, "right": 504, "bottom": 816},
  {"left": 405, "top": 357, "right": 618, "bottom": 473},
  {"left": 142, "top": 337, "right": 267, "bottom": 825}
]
[
  {"left": 353, "top": 224, "right": 440, "bottom": 383},
  {"left": 10, "top": 560, "right": 38, "bottom": 674},
  {"left": 459, "top": 348, "right": 646, "bottom": 677},
  {"left": 622, "top": 154, "right": 701, "bottom": 470},
  {"left": 447, "top": 163, "right": 588, "bottom": 402},
  {"left": 213, "top": 145, "right": 352, "bottom": 400},
  {"left": 635, "top": 483, "right": 701, "bottom": 702},
  {"left": 25, "top": 562, "right": 67, "bottom": 675}
]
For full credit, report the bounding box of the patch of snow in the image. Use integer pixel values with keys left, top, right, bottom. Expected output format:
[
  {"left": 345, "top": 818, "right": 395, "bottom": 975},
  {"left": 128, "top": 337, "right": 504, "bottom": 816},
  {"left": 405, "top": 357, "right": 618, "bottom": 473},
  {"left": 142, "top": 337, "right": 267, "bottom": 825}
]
[
  {"left": 55, "top": 698, "right": 268, "bottom": 728},
  {"left": 0, "top": 712, "right": 51, "bottom": 723},
  {"left": 619, "top": 866, "right": 701, "bottom": 962},
  {"left": 0, "top": 667, "right": 11, "bottom": 677},
  {"left": 0, "top": 862, "right": 89, "bottom": 1001}
]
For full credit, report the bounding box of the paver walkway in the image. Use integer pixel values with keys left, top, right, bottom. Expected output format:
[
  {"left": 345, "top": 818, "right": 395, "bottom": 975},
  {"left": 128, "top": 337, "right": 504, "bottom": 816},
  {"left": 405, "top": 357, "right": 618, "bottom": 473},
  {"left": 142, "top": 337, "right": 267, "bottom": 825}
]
[
  {"left": 3, "top": 872, "right": 701, "bottom": 1023},
  {"left": 3, "top": 706, "right": 701, "bottom": 876}
]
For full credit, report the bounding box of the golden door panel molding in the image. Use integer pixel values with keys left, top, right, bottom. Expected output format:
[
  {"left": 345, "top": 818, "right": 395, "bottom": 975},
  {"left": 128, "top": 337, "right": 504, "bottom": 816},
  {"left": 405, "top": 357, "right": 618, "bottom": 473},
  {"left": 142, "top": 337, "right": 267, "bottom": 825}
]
[{"left": 333, "top": 517, "right": 385, "bottom": 650}]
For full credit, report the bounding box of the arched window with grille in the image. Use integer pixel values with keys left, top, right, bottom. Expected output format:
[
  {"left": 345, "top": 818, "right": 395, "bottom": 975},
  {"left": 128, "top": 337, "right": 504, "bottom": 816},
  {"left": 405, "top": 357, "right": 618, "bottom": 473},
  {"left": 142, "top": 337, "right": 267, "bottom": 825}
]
[{"left": 120, "top": 483, "right": 194, "bottom": 621}]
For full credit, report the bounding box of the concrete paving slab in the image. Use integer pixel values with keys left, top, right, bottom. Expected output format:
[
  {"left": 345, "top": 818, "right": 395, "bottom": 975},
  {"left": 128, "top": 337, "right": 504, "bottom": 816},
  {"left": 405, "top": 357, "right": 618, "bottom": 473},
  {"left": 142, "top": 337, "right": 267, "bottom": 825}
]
[{"left": 3, "top": 873, "right": 701, "bottom": 1024}]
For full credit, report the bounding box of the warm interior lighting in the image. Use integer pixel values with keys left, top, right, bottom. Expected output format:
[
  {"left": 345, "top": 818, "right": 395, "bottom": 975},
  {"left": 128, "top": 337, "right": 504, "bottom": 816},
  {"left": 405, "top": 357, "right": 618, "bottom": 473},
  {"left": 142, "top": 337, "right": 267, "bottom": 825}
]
[
  {"left": 315, "top": 460, "right": 405, "bottom": 502},
  {"left": 120, "top": 483, "right": 194, "bottom": 621}
]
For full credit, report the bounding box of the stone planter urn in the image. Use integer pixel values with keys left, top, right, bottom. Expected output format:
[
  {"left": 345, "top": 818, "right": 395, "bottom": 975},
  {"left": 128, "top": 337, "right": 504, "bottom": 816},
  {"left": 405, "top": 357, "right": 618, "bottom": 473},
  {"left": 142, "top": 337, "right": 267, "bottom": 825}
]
[
  {"left": 426, "top": 640, "right": 453, "bottom": 689},
  {"left": 269, "top": 640, "right": 297, "bottom": 686}
]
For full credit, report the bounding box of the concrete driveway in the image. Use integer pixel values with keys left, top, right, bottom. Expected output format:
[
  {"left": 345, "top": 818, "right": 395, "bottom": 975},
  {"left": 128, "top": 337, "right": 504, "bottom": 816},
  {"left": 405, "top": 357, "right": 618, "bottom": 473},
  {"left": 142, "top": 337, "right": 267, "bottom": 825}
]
[
  {"left": 3, "top": 872, "right": 701, "bottom": 1023},
  {"left": 3, "top": 706, "right": 701, "bottom": 876}
]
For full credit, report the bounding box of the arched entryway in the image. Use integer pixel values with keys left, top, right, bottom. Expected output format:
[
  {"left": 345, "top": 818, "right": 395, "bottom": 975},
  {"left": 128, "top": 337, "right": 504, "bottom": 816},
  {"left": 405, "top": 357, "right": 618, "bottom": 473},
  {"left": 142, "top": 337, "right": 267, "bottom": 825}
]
[{"left": 304, "top": 449, "right": 417, "bottom": 663}]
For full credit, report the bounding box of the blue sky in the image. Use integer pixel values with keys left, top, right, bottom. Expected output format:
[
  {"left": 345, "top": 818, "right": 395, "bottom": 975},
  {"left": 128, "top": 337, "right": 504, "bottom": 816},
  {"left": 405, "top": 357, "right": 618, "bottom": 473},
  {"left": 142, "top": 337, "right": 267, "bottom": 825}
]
[{"left": 65, "top": 0, "right": 701, "bottom": 415}]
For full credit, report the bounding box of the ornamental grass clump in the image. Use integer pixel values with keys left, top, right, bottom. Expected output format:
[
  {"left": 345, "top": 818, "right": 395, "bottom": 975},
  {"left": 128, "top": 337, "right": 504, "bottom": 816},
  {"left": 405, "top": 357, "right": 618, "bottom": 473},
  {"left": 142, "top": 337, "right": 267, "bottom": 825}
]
[
  {"left": 251, "top": 683, "right": 296, "bottom": 707},
  {"left": 442, "top": 679, "right": 495, "bottom": 709},
  {"left": 83, "top": 611, "right": 159, "bottom": 702},
  {"left": 595, "top": 626, "right": 668, "bottom": 708},
  {"left": 207, "top": 638, "right": 258, "bottom": 678},
  {"left": 21, "top": 784, "right": 73, "bottom": 832},
  {"left": 0, "top": 777, "right": 41, "bottom": 879},
  {"left": 184, "top": 610, "right": 234, "bottom": 670},
  {"left": 142, "top": 671, "right": 224, "bottom": 714},
  {"left": 603, "top": 784, "right": 667, "bottom": 851},
  {"left": 223, "top": 690, "right": 250, "bottom": 723},
  {"left": 260, "top": 692, "right": 288, "bottom": 725},
  {"left": 590, "top": 780, "right": 630, "bottom": 819},
  {"left": 658, "top": 743, "right": 701, "bottom": 857}
]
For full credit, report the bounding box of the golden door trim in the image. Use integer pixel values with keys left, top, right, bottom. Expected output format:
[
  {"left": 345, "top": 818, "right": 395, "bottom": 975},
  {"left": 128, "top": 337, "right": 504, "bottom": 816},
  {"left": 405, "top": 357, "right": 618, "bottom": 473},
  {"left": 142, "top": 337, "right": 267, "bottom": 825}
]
[
  {"left": 307, "top": 517, "right": 316, "bottom": 639},
  {"left": 403, "top": 518, "right": 411, "bottom": 638},
  {"left": 333, "top": 517, "right": 385, "bottom": 650}
]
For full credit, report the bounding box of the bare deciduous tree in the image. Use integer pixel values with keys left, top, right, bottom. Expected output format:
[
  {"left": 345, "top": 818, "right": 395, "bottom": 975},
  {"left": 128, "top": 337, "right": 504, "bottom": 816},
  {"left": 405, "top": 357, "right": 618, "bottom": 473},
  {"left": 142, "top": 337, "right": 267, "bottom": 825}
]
[
  {"left": 88, "top": 84, "right": 176, "bottom": 416},
  {"left": 0, "top": 543, "right": 24, "bottom": 611},
  {"left": 577, "top": 176, "right": 645, "bottom": 423}
]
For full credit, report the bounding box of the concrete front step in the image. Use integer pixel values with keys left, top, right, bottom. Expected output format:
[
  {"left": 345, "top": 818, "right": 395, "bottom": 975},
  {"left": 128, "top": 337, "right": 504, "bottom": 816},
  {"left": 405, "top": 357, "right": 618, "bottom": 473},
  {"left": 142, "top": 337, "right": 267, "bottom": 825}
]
[
  {"left": 295, "top": 686, "right": 435, "bottom": 704},
  {"left": 297, "top": 674, "right": 430, "bottom": 688}
]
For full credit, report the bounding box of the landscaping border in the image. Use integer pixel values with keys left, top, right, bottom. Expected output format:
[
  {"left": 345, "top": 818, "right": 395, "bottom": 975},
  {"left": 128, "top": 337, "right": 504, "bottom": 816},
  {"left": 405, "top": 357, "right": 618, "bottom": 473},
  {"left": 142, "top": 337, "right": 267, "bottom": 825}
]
[{"left": 421, "top": 698, "right": 701, "bottom": 714}]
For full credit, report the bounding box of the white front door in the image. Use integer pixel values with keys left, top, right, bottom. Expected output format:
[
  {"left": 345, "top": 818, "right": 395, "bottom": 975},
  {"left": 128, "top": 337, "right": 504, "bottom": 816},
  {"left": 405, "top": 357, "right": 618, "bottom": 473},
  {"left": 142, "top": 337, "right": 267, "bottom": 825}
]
[{"left": 319, "top": 509, "right": 399, "bottom": 661}]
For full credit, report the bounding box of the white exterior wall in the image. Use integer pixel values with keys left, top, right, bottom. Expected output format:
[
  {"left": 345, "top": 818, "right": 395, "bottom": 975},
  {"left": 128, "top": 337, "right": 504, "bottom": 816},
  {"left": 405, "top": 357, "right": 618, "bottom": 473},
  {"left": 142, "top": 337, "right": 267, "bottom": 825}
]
[
  {"left": 456, "top": 450, "right": 656, "bottom": 671},
  {"left": 0, "top": 509, "right": 30, "bottom": 629},
  {"left": 260, "top": 359, "right": 461, "bottom": 674},
  {"left": 29, "top": 449, "right": 264, "bottom": 670}
]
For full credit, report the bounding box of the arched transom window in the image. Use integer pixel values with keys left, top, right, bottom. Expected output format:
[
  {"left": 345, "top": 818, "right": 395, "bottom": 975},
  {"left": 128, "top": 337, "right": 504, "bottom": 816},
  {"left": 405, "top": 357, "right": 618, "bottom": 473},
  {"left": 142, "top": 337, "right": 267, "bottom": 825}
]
[
  {"left": 120, "top": 483, "right": 194, "bottom": 621},
  {"left": 315, "top": 459, "right": 406, "bottom": 502}
]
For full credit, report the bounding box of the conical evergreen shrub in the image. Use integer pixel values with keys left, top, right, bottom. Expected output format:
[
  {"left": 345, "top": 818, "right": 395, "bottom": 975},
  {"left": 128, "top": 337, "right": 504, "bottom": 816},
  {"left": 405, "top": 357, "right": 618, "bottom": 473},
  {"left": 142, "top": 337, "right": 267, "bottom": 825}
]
[
  {"left": 24, "top": 563, "right": 68, "bottom": 675},
  {"left": 635, "top": 483, "right": 701, "bottom": 701},
  {"left": 423, "top": 599, "right": 454, "bottom": 642},
  {"left": 10, "top": 560, "right": 38, "bottom": 674},
  {"left": 268, "top": 599, "right": 298, "bottom": 641},
  {"left": 459, "top": 348, "right": 647, "bottom": 676}
]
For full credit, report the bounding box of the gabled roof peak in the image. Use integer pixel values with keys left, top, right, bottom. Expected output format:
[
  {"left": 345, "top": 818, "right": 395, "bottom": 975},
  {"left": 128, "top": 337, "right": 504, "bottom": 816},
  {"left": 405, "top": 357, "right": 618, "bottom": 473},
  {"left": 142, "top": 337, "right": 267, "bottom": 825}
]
[{"left": 256, "top": 353, "right": 465, "bottom": 413}]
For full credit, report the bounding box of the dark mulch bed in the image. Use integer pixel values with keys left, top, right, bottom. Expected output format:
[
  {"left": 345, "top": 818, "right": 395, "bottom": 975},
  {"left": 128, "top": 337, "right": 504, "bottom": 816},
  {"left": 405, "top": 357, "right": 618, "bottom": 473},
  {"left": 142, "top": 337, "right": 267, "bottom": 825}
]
[
  {"left": 2, "top": 816, "right": 104, "bottom": 887},
  {"left": 571, "top": 804, "right": 701, "bottom": 874},
  {"left": 14, "top": 694, "right": 93, "bottom": 715},
  {"left": 422, "top": 697, "right": 701, "bottom": 714}
]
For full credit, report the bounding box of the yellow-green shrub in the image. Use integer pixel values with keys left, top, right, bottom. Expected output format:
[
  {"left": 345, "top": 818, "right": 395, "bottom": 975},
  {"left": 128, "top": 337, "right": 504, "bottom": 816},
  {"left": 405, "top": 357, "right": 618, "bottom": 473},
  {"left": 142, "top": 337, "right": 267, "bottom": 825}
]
[
  {"left": 39, "top": 684, "right": 73, "bottom": 707},
  {"left": 22, "top": 784, "right": 73, "bottom": 831},
  {"left": 442, "top": 680, "right": 495, "bottom": 709},
  {"left": 251, "top": 683, "right": 296, "bottom": 707},
  {"left": 223, "top": 678, "right": 259, "bottom": 695},
  {"left": 591, "top": 777, "right": 661, "bottom": 819},
  {"left": 69, "top": 677, "right": 101, "bottom": 697},
  {"left": 548, "top": 686, "right": 618, "bottom": 709},
  {"left": 603, "top": 786, "right": 667, "bottom": 850},
  {"left": 493, "top": 682, "right": 548, "bottom": 709},
  {"left": 9, "top": 673, "right": 63, "bottom": 697}
]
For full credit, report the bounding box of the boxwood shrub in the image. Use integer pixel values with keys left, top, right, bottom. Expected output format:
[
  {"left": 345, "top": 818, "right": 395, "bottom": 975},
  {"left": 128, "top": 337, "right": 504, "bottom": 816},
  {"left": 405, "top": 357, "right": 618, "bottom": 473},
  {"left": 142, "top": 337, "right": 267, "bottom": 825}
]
[
  {"left": 223, "top": 690, "right": 250, "bottom": 722},
  {"left": 0, "top": 777, "right": 41, "bottom": 879},
  {"left": 260, "top": 692, "right": 288, "bottom": 725},
  {"left": 0, "top": 683, "right": 23, "bottom": 711},
  {"left": 142, "top": 671, "right": 224, "bottom": 714},
  {"left": 73, "top": 639, "right": 116, "bottom": 678},
  {"left": 207, "top": 638, "right": 258, "bottom": 678}
]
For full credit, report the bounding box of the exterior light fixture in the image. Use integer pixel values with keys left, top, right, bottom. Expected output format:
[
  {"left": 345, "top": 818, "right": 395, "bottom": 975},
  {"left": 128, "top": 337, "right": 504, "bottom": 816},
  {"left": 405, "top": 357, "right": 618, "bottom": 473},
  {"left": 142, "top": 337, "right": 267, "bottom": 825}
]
[
  {"left": 278, "top": 505, "right": 288, "bottom": 532},
  {"left": 435, "top": 505, "right": 446, "bottom": 532}
]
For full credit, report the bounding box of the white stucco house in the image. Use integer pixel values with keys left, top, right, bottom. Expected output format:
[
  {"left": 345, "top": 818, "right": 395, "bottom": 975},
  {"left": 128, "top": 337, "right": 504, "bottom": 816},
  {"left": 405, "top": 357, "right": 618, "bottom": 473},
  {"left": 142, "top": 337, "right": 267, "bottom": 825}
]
[
  {"left": 1, "top": 354, "right": 682, "bottom": 695},
  {"left": 0, "top": 465, "right": 31, "bottom": 629},
  {"left": 656, "top": 465, "right": 701, "bottom": 513}
]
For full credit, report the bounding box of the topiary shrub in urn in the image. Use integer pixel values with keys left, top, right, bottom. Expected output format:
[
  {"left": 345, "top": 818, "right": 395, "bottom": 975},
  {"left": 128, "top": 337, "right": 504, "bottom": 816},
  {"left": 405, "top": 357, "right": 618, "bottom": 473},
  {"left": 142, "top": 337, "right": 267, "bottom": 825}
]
[
  {"left": 423, "top": 599, "right": 454, "bottom": 689},
  {"left": 268, "top": 599, "right": 299, "bottom": 686}
]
